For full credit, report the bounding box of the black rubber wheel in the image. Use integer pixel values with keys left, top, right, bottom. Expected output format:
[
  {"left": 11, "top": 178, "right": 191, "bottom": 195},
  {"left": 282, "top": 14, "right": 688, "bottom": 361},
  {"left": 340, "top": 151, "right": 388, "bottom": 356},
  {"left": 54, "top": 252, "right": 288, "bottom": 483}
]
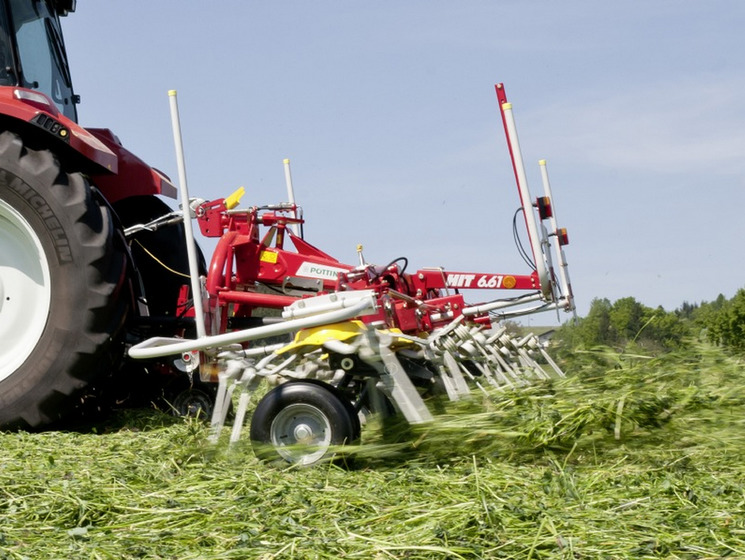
[
  {"left": 0, "top": 131, "right": 129, "bottom": 429},
  {"left": 250, "top": 381, "right": 360, "bottom": 466},
  {"left": 168, "top": 383, "right": 217, "bottom": 420}
]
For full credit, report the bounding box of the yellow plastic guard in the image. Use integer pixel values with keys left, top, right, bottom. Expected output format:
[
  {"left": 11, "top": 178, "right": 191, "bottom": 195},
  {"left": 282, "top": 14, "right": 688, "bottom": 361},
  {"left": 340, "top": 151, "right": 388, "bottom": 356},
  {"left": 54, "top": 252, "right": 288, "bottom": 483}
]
[
  {"left": 259, "top": 250, "right": 278, "bottom": 264},
  {"left": 277, "top": 321, "right": 367, "bottom": 354},
  {"left": 225, "top": 186, "right": 246, "bottom": 210}
]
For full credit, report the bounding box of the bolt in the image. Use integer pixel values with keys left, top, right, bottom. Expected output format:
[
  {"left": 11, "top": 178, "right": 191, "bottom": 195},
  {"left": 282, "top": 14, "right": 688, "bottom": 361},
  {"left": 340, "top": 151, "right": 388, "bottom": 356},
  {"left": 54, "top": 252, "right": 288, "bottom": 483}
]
[{"left": 294, "top": 423, "right": 313, "bottom": 442}]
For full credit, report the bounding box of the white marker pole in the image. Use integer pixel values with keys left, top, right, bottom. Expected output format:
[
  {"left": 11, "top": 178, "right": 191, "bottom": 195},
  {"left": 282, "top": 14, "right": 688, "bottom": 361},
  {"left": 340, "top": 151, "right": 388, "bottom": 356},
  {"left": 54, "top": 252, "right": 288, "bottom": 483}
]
[
  {"left": 168, "top": 90, "right": 207, "bottom": 339},
  {"left": 539, "top": 160, "right": 576, "bottom": 317},
  {"left": 500, "top": 102, "right": 551, "bottom": 300},
  {"left": 283, "top": 158, "right": 300, "bottom": 236}
]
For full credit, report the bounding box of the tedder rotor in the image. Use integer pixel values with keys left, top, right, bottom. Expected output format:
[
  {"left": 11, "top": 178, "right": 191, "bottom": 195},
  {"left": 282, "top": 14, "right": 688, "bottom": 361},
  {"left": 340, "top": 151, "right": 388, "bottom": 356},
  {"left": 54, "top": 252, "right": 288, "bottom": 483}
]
[{"left": 128, "top": 83, "right": 576, "bottom": 466}]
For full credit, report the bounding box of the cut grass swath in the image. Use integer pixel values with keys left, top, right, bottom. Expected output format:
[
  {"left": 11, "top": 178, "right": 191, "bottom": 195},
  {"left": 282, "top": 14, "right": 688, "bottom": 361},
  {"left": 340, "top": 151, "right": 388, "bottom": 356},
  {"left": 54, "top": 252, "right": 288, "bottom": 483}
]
[{"left": 0, "top": 343, "right": 742, "bottom": 558}]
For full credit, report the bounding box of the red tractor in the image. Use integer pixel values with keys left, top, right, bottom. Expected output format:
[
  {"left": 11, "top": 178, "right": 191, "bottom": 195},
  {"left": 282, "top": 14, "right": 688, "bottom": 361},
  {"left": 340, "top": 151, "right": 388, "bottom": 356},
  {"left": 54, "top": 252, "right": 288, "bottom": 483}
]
[{"left": 0, "top": 0, "right": 204, "bottom": 428}]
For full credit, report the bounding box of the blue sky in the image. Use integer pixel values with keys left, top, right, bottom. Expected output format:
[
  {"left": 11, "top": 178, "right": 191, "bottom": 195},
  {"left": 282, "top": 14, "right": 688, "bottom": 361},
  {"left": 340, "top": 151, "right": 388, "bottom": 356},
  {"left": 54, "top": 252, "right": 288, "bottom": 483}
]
[{"left": 61, "top": 2, "right": 745, "bottom": 324}]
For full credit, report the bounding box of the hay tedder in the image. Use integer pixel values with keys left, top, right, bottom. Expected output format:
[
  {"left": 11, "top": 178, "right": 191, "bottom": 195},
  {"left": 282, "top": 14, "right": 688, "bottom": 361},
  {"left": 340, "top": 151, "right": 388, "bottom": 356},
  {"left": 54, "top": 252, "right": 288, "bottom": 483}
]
[
  {"left": 0, "top": 0, "right": 574, "bottom": 466},
  {"left": 126, "top": 85, "right": 576, "bottom": 465}
]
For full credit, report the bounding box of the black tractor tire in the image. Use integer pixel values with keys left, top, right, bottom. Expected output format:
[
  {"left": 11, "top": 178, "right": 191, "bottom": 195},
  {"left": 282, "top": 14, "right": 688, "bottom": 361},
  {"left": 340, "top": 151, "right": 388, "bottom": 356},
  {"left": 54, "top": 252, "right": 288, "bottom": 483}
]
[
  {"left": 250, "top": 381, "right": 360, "bottom": 466},
  {"left": 0, "top": 131, "right": 129, "bottom": 430},
  {"left": 113, "top": 195, "right": 206, "bottom": 320}
]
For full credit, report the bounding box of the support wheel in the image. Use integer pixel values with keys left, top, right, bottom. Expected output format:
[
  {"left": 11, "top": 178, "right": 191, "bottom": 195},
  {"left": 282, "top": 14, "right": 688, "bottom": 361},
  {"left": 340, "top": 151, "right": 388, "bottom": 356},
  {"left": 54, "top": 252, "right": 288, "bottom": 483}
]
[{"left": 250, "top": 382, "right": 360, "bottom": 466}]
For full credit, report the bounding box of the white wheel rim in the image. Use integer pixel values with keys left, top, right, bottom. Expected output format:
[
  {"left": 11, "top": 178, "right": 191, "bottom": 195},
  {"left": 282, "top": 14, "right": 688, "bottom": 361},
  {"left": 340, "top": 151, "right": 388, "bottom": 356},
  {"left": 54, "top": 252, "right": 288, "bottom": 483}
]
[
  {"left": 0, "top": 199, "right": 52, "bottom": 382},
  {"left": 270, "top": 403, "right": 332, "bottom": 465}
]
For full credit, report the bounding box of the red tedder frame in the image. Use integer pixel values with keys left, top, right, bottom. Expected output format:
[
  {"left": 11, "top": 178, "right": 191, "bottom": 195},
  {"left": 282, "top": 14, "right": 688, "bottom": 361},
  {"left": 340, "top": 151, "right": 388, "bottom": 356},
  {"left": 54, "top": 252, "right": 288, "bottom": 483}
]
[{"left": 191, "top": 82, "right": 573, "bottom": 342}]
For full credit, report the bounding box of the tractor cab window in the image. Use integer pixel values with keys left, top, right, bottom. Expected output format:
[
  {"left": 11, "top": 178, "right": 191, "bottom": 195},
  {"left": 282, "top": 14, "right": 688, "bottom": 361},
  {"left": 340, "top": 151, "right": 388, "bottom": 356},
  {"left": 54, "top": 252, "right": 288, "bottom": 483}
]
[
  {"left": 9, "top": 0, "right": 76, "bottom": 121},
  {"left": 0, "top": 37, "right": 12, "bottom": 88},
  {"left": 0, "top": 3, "right": 15, "bottom": 86}
]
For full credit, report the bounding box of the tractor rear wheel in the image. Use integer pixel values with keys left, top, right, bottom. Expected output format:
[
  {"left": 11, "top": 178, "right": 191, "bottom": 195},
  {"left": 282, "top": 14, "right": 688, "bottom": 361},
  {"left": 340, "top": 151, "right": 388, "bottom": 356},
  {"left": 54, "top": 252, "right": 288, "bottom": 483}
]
[
  {"left": 0, "top": 131, "right": 128, "bottom": 429},
  {"left": 250, "top": 381, "right": 360, "bottom": 466}
]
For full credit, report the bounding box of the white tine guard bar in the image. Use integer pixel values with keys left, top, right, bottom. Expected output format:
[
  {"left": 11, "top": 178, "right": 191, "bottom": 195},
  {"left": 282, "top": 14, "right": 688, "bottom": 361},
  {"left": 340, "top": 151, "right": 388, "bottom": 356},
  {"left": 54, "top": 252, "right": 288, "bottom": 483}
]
[
  {"left": 281, "top": 290, "right": 377, "bottom": 319},
  {"left": 500, "top": 100, "right": 552, "bottom": 301},
  {"left": 128, "top": 292, "right": 378, "bottom": 360},
  {"left": 493, "top": 301, "right": 564, "bottom": 319},
  {"left": 462, "top": 293, "right": 544, "bottom": 316},
  {"left": 168, "top": 90, "right": 207, "bottom": 339}
]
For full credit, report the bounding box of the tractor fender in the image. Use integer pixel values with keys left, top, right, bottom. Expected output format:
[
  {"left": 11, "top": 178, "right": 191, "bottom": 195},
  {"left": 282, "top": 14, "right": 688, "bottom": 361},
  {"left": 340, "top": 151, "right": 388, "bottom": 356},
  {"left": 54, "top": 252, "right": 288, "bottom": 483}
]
[
  {"left": 87, "top": 128, "right": 177, "bottom": 203},
  {"left": 0, "top": 87, "right": 117, "bottom": 172},
  {"left": 0, "top": 88, "right": 176, "bottom": 203}
]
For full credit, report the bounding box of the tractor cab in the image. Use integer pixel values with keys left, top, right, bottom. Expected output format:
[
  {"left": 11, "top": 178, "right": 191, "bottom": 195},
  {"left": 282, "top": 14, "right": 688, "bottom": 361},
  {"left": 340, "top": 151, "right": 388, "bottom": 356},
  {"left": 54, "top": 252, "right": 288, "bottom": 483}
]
[{"left": 0, "top": 0, "right": 77, "bottom": 121}]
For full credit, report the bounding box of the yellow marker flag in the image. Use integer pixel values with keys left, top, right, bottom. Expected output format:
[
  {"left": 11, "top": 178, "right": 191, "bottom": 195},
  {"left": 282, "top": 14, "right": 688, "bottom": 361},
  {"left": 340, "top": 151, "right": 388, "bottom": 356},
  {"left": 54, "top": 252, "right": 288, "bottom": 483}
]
[{"left": 225, "top": 186, "right": 246, "bottom": 209}]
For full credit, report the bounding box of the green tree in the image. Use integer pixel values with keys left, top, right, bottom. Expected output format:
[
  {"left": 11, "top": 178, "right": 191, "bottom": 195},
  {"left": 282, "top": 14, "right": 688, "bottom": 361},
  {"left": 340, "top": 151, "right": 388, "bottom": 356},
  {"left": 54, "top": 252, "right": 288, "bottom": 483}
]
[
  {"left": 676, "top": 301, "right": 699, "bottom": 320},
  {"left": 609, "top": 297, "right": 645, "bottom": 341},
  {"left": 637, "top": 305, "right": 689, "bottom": 351},
  {"left": 580, "top": 297, "right": 613, "bottom": 346},
  {"left": 555, "top": 296, "right": 690, "bottom": 355},
  {"left": 707, "top": 289, "right": 745, "bottom": 352}
]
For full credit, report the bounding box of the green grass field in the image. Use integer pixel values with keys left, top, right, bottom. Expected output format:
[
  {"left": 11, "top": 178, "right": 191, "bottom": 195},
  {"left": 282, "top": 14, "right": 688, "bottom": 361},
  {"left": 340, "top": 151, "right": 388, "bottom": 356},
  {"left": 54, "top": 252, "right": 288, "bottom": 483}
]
[{"left": 1, "top": 344, "right": 743, "bottom": 559}]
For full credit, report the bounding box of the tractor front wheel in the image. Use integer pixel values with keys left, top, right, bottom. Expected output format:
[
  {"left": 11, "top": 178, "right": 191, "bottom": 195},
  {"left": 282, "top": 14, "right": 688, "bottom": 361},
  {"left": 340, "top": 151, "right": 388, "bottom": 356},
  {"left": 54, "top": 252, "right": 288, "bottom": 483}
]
[{"left": 250, "top": 381, "right": 360, "bottom": 466}]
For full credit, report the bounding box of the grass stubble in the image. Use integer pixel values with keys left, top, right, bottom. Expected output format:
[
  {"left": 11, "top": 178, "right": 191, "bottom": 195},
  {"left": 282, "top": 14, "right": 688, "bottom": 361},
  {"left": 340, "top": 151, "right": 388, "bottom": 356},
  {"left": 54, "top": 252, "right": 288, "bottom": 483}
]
[{"left": 0, "top": 343, "right": 743, "bottom": 559}]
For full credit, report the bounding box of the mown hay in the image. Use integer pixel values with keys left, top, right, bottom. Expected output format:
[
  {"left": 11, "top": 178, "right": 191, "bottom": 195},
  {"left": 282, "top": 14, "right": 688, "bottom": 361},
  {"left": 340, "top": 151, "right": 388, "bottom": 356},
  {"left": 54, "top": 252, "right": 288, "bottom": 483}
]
[{"left": 0, "top": 343, "right": 743, "bottom": 559}]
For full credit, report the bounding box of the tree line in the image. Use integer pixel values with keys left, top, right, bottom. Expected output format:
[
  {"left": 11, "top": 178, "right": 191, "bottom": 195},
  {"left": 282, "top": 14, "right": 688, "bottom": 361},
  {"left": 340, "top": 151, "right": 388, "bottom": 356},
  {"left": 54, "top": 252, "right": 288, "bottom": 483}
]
[{"left": 553, "top": 289, "right": 745, "bottom": 354}]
